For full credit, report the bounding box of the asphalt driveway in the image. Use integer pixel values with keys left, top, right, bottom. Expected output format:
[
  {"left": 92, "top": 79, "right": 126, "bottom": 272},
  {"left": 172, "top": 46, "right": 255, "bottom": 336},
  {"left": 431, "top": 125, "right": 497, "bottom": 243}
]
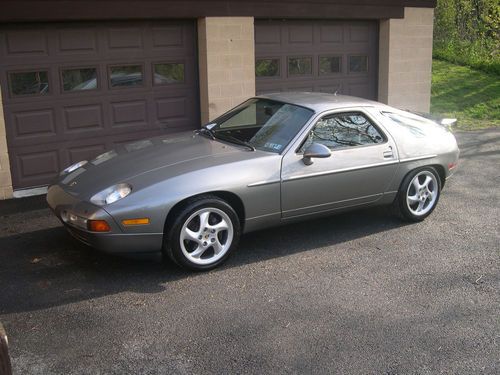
[{"left": 0, "top": 129, "right": 498, "bottom": 374}]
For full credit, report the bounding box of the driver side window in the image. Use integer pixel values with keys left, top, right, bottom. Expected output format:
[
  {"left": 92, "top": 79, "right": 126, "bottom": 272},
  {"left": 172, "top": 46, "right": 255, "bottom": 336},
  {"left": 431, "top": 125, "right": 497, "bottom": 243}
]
[{"left": 301, "top": 112, "right": 384, "bottom": 152}]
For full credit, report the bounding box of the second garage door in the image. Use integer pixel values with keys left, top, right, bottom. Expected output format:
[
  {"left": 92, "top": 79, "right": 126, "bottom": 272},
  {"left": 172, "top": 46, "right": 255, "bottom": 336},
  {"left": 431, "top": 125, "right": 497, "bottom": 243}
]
[
  {"left": 0, "top": 20, "right": 199, "bottom": 190},
  {"left": 255, "top": 20, "right": 378, "bottom": 99}
]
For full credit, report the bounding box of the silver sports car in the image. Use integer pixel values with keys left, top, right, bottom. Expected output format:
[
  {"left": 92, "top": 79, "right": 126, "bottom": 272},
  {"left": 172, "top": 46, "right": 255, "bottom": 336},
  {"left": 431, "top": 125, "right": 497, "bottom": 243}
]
[{"left": 47, "top": 92, "right": 459, "bottom": 270}]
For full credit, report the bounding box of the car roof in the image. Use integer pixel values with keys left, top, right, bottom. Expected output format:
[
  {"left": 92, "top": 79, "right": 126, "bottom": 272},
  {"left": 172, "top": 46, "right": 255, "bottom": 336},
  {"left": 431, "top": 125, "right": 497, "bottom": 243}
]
[{"left": 256, "top": 92, "right": 381, "bottom": 113}]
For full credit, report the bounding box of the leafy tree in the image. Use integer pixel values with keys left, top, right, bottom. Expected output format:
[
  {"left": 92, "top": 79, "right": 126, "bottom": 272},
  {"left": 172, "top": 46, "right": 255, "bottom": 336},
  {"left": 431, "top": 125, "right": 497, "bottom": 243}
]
[{"left": 433, "top": 0, "right": 499, "bottom": 74}]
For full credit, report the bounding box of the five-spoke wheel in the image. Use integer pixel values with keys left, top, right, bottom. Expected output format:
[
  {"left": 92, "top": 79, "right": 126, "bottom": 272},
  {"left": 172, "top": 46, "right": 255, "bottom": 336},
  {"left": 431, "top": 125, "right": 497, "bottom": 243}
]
[
  {"left": 180, "top": 208, "right": 233, "bottom": 266},
  {"left": 395, "top": 167, "right": 441, "bottom": 222},
  {"left": 406, "top": 171, "right": 439, "bottom": 217},
  {"left": 164, "top": 196, "right": 240, "bottom": 271}
]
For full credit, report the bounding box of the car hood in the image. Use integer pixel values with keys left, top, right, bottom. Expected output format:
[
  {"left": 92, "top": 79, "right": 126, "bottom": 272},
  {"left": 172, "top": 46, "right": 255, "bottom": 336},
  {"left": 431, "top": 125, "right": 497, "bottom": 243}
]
[{"left": 56, "top": 132, "right": 246, "bottom": 198}]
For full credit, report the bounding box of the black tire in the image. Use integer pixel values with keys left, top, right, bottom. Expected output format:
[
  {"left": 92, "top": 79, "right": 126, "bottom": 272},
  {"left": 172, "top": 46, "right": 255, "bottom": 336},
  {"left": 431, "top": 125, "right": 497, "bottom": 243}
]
[
  {"left": 393, "top": 167, "right": 442, "bottom": 222},
  {"left": 163, "top": 195, "right": 240, "bottom": 271}
]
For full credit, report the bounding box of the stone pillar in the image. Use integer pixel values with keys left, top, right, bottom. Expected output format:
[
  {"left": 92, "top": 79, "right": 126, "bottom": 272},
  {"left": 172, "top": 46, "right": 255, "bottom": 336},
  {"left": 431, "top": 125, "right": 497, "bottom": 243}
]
[
  {"left": 198, "top": 17, "right": 256, "bottom": 123},
  {"left": 378, "top": 7, "right": 434, "bottom": 112},
  {"left": 0, "top": 88, "right": 13, "bottom": 199}
]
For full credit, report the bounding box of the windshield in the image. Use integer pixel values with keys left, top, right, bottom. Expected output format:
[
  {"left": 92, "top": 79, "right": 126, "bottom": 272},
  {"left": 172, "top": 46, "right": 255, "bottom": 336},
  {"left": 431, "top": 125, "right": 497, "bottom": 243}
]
[{"left": 209, "top": 98, "right": 314, "bottom": 153}]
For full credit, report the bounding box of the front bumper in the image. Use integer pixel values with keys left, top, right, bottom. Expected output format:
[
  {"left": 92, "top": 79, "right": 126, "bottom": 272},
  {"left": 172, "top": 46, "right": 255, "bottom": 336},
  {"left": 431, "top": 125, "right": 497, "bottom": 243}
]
[{"left": 47, "top": 185, "right": 163, "bottom": 254}]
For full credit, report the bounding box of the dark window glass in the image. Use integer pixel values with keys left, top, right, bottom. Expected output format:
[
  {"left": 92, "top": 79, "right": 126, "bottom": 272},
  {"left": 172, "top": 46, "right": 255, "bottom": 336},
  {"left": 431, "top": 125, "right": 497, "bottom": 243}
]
[
  {"left": 255, "top": 59, "right": 280, "bottom": 77},
  {"left": 211, "top": 98, "right": 313, "bottom": 154},
  {"left": 62, "top": 68, "right": 97, "bottom": 91},
  {"left": 109, "top": 65, "right": 143, "bottom": 87},
  {"left": 154, "top": 63, "right": 185, "bottom": 85},
  {"left": 302, "top": 112, "right": 384, "bottom": 151},
  {"left": 349, "top": 55, "right": 368, "bottom": 73},
  {"left": 288, "top": 57, "right": 312, "bottom": 76},
  {"left": 9, "top": 71, "right": 49, "bottom": 96},
  {"left": 319, "top": 56, "right": 342, "bottom": 75}
]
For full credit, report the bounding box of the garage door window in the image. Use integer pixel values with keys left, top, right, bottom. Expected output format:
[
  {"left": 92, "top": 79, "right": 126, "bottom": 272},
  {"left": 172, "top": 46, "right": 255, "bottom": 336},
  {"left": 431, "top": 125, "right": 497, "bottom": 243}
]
[
  {"left": 62, "top": 67, "right": 98, "bottom": 91},
  {"left": 109, "top": 65, "right": 143, "bottom": 88},
  {"left": 9, "top": 71, "right": 49, "bottom": 96},
  {"left": 153, "top": 63, "right": 184, "bottom": 85},
  {"left": 349, "top": 56, "right": 368, "bottom": 73},
  {"left": 319, "top": 56, "right": 342, "bottom": 75},
  {"left": 288, "top": 57, "right": 312, "bottom": 76},
  {"left": 256, "top": 58, "right": 280, "bottom": 77}
]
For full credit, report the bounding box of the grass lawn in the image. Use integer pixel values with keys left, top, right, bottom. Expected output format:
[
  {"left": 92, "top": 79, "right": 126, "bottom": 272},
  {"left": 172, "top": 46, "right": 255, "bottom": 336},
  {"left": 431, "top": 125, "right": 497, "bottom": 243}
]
[{"left": 431, "top": 59, "right": 500, "bottom": 130}]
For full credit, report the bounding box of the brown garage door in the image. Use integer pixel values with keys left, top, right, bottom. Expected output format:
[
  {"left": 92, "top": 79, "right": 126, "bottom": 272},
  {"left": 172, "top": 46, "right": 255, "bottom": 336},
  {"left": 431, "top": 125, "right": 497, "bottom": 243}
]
[
  {"left": 255, "top": 20, "right": 378, "bottom": 99},
  {"left": 0, "top": 20, "right": 199, "bottom": 190}
]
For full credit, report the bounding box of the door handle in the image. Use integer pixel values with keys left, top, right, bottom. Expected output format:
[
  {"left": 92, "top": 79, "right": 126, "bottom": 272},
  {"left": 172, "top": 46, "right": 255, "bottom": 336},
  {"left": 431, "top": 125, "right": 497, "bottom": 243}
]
[{"left": 383, "top": 146, "right": 394, "bottom": 159}]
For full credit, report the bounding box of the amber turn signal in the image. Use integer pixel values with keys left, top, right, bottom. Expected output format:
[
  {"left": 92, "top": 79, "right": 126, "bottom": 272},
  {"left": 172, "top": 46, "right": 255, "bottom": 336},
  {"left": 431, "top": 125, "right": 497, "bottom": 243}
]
[
  {"left": 122, "top": 218, "right": 150, "bottom": 226},
  {"left": 87, "top": 220, "right": 111, "bottom": 232}
]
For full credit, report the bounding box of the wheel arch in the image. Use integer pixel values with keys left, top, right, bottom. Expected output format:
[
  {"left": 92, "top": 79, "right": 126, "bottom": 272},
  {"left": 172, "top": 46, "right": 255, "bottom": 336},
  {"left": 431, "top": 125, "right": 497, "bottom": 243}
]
[{"left": 430, "top": 164, "right": 446, "bottom": 188}]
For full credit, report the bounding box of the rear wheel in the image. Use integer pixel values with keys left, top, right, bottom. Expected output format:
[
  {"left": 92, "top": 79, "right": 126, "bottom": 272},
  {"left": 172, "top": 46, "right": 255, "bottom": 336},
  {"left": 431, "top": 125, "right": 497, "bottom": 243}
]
[
  {"left": 164, "top": 196, "right": 240, "bottom": 271},
  {"left": 394, "top": 167, "right": 441, "bottom": 222}
]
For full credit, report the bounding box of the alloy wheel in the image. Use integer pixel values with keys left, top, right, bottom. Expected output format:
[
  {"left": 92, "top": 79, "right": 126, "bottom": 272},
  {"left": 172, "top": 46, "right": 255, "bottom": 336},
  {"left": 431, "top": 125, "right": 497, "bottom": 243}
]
[{"left": 179, "top": 207, "right": 234, "bottom": 266}]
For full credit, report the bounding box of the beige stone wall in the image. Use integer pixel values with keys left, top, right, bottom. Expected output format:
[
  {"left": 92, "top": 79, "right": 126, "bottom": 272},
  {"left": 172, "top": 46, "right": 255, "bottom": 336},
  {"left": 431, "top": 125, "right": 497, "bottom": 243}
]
[
  {"left": 378, "top": 7, "right": 434, "bottom": 112},
  {"left": 0, "top": 88, "right": 13, "bottom": 199},
  {"left": 198, "top": 17, "right": 256, "bottom": 123}
]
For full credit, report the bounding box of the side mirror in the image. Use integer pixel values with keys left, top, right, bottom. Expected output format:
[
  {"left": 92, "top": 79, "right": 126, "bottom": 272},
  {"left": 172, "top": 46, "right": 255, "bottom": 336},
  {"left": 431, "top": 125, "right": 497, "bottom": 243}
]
[{"left": 302, "top": 143, "right": 331, "bottom": 165}]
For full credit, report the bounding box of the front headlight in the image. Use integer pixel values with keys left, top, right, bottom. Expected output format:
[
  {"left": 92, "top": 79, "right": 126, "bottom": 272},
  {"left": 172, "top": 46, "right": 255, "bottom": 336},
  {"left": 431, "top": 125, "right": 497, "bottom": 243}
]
[
  {"left": 60, "top": 160, "right": 88, "bottom": 176},
  {"left": 90, "top": 183, "right": 132, "bottom": 206}
]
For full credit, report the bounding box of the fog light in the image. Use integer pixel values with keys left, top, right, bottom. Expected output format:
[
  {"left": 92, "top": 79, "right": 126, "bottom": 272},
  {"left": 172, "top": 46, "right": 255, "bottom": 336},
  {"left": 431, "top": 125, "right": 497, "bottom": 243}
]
[{"left": 87, "top": 220, "right": 111, "bottom": 232}]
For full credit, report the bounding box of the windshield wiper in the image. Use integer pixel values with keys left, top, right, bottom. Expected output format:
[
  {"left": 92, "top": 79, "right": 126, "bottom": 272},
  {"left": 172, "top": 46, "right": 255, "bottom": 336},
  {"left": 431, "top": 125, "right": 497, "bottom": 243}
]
[
  {"left": 196, "top": 126, "right": 216, "bottom": 140},
  {"left": 214, "top": 133, "right": 256, "bottom": 151}
]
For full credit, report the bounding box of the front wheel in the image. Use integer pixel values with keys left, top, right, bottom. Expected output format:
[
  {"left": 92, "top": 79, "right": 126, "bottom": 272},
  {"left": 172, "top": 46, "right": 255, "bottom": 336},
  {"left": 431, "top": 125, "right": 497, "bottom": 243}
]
[
  {"left": 164, "top": 197, "right": 240, "bottom": 271},
  {"left": 394, "top": 167, "right": 441, "bottom": 222}
]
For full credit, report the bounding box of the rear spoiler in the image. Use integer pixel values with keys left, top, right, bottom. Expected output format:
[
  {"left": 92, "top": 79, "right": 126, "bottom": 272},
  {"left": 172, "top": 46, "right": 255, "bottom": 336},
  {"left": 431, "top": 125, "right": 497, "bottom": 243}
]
[{"left": 406, "top": 110, "right": 458, "bottom": 130}]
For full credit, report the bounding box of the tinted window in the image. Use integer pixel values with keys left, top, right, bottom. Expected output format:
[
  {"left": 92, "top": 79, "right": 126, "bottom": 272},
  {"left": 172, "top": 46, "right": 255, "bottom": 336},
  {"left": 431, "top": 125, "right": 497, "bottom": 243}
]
[
  {"left": 319, "top": 56, "right": 341, "bottom": 75},
  {"left": 302, "top": 112, "right": 384, "bottom": 151},
  {"left": 154, "top": 63, "right": 184, "bottom": 84},
  {"left": 256, "top": 59, "right": 280, "bottom": 77},
  {"left": 109, "top": 65, "right": 143, "bottom": 87},
  {"left": 212, "top": 99, "right": 313, "bottom": 154},
  {"left": 349, "top": 56, "right": 368, "bottom": 73},
  {"left": 9, "top": 71, "right": 49, "bottom": 96},
  {"left": 62, "top": 68, "right": 97, "bottom": 91},
  {"left": 288, "top": 57, "right": 312, "bottom": 76}
]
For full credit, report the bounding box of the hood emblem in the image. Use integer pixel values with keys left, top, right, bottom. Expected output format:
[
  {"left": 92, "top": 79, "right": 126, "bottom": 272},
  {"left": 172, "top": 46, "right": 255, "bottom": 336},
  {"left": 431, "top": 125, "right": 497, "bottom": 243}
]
[{"left": 69, "top": 181, "right": 78, "bottom": 187}]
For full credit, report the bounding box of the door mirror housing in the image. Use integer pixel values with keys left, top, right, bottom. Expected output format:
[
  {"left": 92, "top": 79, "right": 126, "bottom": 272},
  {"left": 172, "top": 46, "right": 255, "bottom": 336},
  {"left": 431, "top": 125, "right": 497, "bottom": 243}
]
[{"left": 302, "top": 143, "right": 331, "bottom": 165}]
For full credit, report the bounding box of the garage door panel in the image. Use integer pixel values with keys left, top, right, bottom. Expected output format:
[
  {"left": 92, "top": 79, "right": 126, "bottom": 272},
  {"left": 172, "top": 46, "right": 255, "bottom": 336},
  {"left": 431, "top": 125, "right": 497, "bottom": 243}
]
[
  {"left": 255, "top": 24, "right": 282, "bottom": 47},
  {"left": 288, "top": 24, "right": 314, "bottom": 44},
  {"left": 12, "top": 148, "right": 60, "bottom": 188},
  {"left": 63, "top": 104, "right": 104, "bottom": 132},
  {"left": 5, "top": 29, "right": 48, "bottom": 56},
  {"left": 1, "top": 20, "right": 199, "bottom": 190},
  {"left": 255, "top": 20, "right": 378, "bottom": 100},
  {"left": 67, "top": 144, "right": 106, "bottom": 165},
  {"left": 349, "top": 24, "right": 371, "bottom": 43},
  {"left": 11, "top": 108, "right": 56, "bottom": 139},
  {"left": 318, "top": 24, "right": 344, "bottom": 44},
  {"left": 110, "top": 99, "right": 148, "bottom": 128},
  {"left": 56, "top": 27, "right": 98, "bottom": 55},
  {"left": 151, "top": 26, "right": 184, "bottom": 49},
  {"left": 316, "top": 82, "right": 343, "bottom": 94}
]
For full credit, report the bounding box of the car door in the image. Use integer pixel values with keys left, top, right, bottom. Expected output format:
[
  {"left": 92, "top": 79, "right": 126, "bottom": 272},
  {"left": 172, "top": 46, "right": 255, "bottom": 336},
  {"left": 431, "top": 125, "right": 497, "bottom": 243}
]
[{"left": 280, "top": 108, "right": 399, "bottom": 218}]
